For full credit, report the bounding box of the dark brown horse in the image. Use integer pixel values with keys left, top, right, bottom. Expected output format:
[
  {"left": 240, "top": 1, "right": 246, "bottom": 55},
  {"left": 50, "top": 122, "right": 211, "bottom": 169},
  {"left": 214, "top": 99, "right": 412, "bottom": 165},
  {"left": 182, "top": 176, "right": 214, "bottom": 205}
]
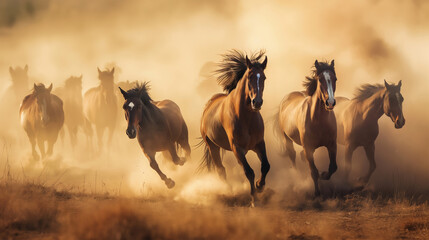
[
  {"left": 335, "top": 80, "right": 405, "bottom": 186},
  {"left": 199, "top": 50, "right": 270, "bottom": 205},
  {"left": 275, "top": 60, "right": 338, "bottom": 196},
  {"left": 83, "top": 67, "right": 118, "bottom": 151},
  {"left": 55, "top": 75, "right": 91, "bottom": 146},
  {"left": 119, "top": 83, "right": 191, "bottom": 188},
  {"left": 20, "top": 83, "right": 64, "bottom": 160}
]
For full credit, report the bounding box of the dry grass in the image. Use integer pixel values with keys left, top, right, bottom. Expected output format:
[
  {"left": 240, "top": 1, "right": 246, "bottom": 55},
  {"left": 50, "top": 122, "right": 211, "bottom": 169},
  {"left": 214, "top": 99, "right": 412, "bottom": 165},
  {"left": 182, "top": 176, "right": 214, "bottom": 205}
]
[{"left": 0, "top": 180, "right": 428, "bottom": 240}]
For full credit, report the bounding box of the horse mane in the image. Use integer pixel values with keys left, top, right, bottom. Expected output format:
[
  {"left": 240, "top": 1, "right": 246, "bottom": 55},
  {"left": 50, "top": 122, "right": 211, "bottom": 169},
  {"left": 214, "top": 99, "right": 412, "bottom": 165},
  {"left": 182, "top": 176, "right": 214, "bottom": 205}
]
[
  {"left": 215, "top": 49, "right": 266, "bottom": 93},
  {"left": 303, "top": 61, "right": 335, "bottom": 96},
  {"left": 353, "top": 84, "right": 384, "bottom": 102},
  {"left": 127, "top": 81, "right": 152, "bottom": 105}
]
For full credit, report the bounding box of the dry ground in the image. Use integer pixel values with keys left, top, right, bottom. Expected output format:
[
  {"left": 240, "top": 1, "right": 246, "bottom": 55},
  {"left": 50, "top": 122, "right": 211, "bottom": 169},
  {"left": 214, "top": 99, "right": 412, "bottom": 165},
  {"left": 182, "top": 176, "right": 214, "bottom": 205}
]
[{"left": 0, "top": 181, "right": 428, "bottom": 240}]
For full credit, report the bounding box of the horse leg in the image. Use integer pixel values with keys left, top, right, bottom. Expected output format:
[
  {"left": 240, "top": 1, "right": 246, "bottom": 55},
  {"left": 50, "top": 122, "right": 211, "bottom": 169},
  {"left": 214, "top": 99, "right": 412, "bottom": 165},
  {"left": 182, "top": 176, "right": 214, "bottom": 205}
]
[
  {"left": 283, "top": 133, "right": 296, "bottom": 167},
  {"left": 303, "top": 147, "right": 320, "bottom": 196},
  {"left": 178, "top": 122, "right": 191, "bottom": 159},
  {"left": 168, "top": 143, "right": 185, "bottom": 166},
  {"left": 344, "top": 143, "right": 357, "bottom": 180},
  {"left": 320, "top": 143, "right": 338, "bottom": 180},
  {"left": 69, "top": 125, "right": 78, "bottom": 147},
  {"left": 46, "top": 131, "right": 59, "bottom": 156},
  {"left": 206, "top": 138, "right": 226, "bottom": 180},
  {"left": 144, "top": 151, "right": 175, "bottom": 189},
  {"left": 232, "top": 145, "right": 256, "bottom": 205},
  {"left": 37, "top": 136, "right": 46, "bottom": 159},
  {"left": 27, "top": 132, "right": 39, "bottom": 161},
  {"left": 362, "top": 143, "right": 376, "bottom": 184},
  {"left": 253, "top": 140, "right": 270, "bottom": 192}
]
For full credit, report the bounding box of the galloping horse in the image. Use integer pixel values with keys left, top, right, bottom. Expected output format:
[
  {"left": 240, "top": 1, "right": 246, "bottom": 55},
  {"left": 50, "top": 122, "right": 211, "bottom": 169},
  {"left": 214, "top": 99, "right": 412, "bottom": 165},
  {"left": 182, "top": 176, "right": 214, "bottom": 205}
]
[
  {"left": 83, "top": 67, "right": 117, "bottom": 150},
  {"left": 55, "top": 75, "right": 90, "bottom": 146},
  {"left": 119, "top": 82, "right": 191, "bottom": 188},
  {"left": 276, "top": 60, "right": 338, "bottom": 196},
  {"left": 200, "top": 50, "right": 270, "bottom": 205},
  {"left": 335, "top": 80, "right": 405, "bottom": 185},
  {"left": 20, "top": 83, "right": 64, "bottom": 160}
]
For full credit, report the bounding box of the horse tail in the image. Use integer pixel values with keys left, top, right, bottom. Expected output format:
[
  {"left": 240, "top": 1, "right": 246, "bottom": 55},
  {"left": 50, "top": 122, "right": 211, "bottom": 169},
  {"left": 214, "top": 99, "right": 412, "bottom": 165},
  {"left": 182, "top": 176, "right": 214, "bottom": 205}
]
[
  {"left": 272, "top": 105, "right": 287, "bottom": 157},
  {"left": 195, "top": 138, "right": 215, "bottom": 172}
]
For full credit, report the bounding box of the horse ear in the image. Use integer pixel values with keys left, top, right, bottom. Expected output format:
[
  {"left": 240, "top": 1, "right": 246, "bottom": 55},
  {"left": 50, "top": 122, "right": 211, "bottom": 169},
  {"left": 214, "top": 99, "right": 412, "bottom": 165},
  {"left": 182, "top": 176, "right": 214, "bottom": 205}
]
[
  {"left": 119, "top": 87, "right": 128, "bottom": 99},
  {"left": 384, "top": 79, "right": 391, "bottom": 89},
  {"left": 110, "top": 67, "right": 115, "bottom": 75},
  {"left": 79, "top": 74, "right": 83, "bottom": 80},
  {"left": 9, "top": 67, "right": 13, "bottom": 75},
  {"left": 314, "top": 60, "right": 320, "bottom": 70},
  {"left": 245, "top": 56, "right": 253, "bottom": 69},
  {"left": 48, "top": 83, "right": 53, "bottom": 92},
  {"left": 398, "top": 80, "right": 402, "bottom": 89},
  {"left": 34, "top": 83, "right": 37, "bottom": 89},
  {"left": 261, "top": 56, "right": 267, "bottom": 70},
  {"left": 97, "top": 67, "right": 102, "bottom": 75},
  {"left": 330, "top": 60, "right": 335, "bottom": 67},
  {"left": 24, "top": 65, "right": 28, "bottom": 72}
]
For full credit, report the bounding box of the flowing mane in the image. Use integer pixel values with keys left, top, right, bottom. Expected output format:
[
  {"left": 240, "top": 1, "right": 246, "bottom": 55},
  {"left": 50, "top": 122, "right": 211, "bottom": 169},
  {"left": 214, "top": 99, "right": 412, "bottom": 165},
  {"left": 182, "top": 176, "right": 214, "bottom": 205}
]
[
  {"left": 127, "top": 81, "right": 152, "bottom": 105},
  {"left": 353, "top": 84, "right": 384, "bottom": 102},
  {"left": 215, "top": 49, "right": 266, "bottom": 93},
  {"left": 303, "top": 61, "right": 335, "bottom": 96}
]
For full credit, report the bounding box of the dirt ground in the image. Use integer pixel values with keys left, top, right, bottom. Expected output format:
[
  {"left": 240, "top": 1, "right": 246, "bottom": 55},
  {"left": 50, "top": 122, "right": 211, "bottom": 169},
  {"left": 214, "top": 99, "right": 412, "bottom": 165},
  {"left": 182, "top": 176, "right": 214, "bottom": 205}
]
[{"left": 0, "top": 182, "right": 428, "bottom": 240}]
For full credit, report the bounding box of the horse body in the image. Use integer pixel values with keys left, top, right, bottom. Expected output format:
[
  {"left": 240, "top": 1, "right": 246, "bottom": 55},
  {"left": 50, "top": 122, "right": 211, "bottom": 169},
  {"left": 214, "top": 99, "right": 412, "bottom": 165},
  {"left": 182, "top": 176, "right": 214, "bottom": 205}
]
[
  {"left": 20, "top": 83, "right": 64, "bottom": 160},
  {"left": 83, "top": 68, "right": 117, "bottom": 150},
  {"left": 119, "top": 83, "right": 190, "bottom": 189},
  {"left": 276, "top": 60, "right": 338, "bottom": 196},
  {"left": 334, "top": 80, "right": 405, "bottom": 185},
  {"left": 200, "top": 50, "right": 269, "bottom": 205}
]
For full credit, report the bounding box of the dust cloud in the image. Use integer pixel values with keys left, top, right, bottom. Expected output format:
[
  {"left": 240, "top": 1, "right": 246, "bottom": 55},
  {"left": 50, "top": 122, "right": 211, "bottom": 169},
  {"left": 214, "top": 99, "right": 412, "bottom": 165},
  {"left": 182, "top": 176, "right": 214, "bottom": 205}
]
[{"left": 0, "top": 0, "right": 428, "bottom": 205}]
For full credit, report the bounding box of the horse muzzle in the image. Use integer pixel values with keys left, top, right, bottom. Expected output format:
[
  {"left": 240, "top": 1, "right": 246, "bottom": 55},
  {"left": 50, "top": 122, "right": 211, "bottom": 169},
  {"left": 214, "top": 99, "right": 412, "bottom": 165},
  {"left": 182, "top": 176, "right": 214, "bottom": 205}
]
[
  {"left": 394, "top": 117, "right": 405, "bottom": 129},
  {"left": 126, "top": 128, "right": 136, "bottom": 139},
  {"left": 251, "top": 99, "right": 263, "bottom": 111},
  {"left": 325, "top": 99, "right": 336, "bottom": 111}
]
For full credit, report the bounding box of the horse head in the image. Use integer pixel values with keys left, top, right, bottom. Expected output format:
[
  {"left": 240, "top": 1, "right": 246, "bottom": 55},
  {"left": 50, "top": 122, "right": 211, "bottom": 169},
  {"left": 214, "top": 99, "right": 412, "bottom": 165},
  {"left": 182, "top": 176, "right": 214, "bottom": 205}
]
[
  {"left": 33, "top": 83, "right": 53, "bottom": 126},
  {"left": 315, "top": 60, "right": 337, "bottom": 111},
  {"left": 383, "top": 80, "right": 405, "bottom": 129},
  {"left": 245, "top": 55, "right": 267, "bottom": 111}
]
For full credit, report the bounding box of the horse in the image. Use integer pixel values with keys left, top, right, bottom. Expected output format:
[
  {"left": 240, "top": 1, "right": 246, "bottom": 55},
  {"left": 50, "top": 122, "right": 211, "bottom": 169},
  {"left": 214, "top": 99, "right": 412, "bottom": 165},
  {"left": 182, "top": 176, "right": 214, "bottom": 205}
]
[
  {"left": 275, "top": 60, "right": 338, "bottom": 197},
  {"left": 335, "top": 80, "right": 405, "bottom": 186},
  {"left": 199, "top": 50, "right": 270, "bottom": 205},
  {"left": 0, "top": 65, "right": 30, "bottom": 138},
  {"left": 55, "top": 75, "right": 91, "bottom": 146},
  {"left": 83, "top": 67, "right": 118, "bottom": 151},
  {"left": 119, "top": 82, "right": 191, "bottom": 188},
  {"left": 20, "top": 83, "right": 64, "bottom": 160}
]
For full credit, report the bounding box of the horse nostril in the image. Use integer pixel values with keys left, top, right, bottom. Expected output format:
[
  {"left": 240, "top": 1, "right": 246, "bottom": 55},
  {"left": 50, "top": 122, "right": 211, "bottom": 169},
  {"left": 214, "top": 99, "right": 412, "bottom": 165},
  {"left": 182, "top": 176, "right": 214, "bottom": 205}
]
[
  {"left": 325, "top": 100, "right": 329, "bottom": 106},
  {"left": 252, "top": 99, "right": 256, "bottom": 105},
  {"left": 333, "top": 99, "right": 336, "bottom": 106}
]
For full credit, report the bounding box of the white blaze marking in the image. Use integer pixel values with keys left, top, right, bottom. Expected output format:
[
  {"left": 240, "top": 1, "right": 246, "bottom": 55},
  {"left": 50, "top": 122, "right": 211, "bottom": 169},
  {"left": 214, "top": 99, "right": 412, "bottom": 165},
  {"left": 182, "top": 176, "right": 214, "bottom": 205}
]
[
  {"left": 256, "top": 73, "right": 261, "bottom": 94},
  {"left": 128, "top": 102, "right": 134, "bottom": 110},
  {"left": 323, "top": 71, "right": 335, "bottom": 105}
]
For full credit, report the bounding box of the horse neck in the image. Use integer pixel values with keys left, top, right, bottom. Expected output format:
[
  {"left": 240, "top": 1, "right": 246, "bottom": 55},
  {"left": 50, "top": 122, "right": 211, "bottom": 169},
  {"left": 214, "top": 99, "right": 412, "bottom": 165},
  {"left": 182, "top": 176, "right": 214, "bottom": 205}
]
[
  {"left": 230, "top": 71, "right": 251, "bottom": 118},
  {"left": 310, "top": 81, "right": 330, "bottom": 121},
  {"left": 138, "top": 102, "right": 160, "bottom": 129},
  {"left": 358, "top": 88, "right": 386, "bottom": 122}
]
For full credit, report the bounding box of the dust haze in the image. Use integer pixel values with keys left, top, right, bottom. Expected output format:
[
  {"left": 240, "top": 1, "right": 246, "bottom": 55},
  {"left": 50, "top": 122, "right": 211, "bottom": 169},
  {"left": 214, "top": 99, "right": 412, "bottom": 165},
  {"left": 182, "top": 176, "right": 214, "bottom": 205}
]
[{"left": 0, "top": 0, "right": 429, "bottom": 206}]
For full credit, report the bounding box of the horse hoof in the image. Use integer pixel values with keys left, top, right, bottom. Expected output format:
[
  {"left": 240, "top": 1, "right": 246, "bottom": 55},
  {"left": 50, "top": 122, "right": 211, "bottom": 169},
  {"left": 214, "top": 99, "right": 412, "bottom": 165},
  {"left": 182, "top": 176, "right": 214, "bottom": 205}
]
[
  {"left": 320, "top": 171, "right": 330, "bottom": 180},
  {"left": 165, "top": 178, "right": 175, "bottom": 189},
  {"left": 256, "top": 180, "right": 265, "bottom": 193}
]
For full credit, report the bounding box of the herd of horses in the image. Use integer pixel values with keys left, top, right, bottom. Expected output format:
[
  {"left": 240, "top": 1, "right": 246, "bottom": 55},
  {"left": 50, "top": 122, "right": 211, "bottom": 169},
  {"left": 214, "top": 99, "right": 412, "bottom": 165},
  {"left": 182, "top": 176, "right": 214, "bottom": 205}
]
[{"left": 8, "top": 49, "right": 405, "bottom": 205}]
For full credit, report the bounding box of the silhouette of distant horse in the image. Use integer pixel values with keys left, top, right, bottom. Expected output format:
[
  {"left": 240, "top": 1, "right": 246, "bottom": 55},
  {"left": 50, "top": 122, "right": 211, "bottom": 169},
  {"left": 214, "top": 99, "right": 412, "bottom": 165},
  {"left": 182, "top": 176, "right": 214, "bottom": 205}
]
[
  {"left": 199, "top": 50, "right": 270, "bottom": 205},
  {"left": 119, "top": 82, "right": 191, "bottom": 188},
  {"left": 275, "top": 60, "right": 338, "bottom": 197},
  {"left": 55, "top": 75, "right": 91, "bottom": 146},
  {"left": 83, "top": 67, "right": 118, "bottom": 151},
  {"left": 335, "top": 80, "right": 405, "bottom": 186},
  {"left": 20, "top": 83, "right": 64, "bottom": 160}
]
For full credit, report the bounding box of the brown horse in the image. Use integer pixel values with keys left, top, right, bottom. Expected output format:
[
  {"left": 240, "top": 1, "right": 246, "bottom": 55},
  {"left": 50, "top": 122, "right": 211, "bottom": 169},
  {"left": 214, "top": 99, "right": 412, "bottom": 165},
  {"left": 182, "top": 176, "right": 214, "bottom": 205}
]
[
  {"left": 119, "top": 82, "right": 191, "bottom": 188},
  {"left": 20, "top": 83, "right": 64, "bottom": 160},
  {"left": 83, "top": 67, "right": 118, "bottom": 151},
  {"left": 335, "top": 80, "right": 405, "bottom": 186},
  {"left": 199, "top": 50, "right": 269, "bottom": 205},
  {"left": 55, "top": 75, "right": 91, "bottom": 146},
  {"left": 275, "top": 60, "right": 338, "bottom": 196}
]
